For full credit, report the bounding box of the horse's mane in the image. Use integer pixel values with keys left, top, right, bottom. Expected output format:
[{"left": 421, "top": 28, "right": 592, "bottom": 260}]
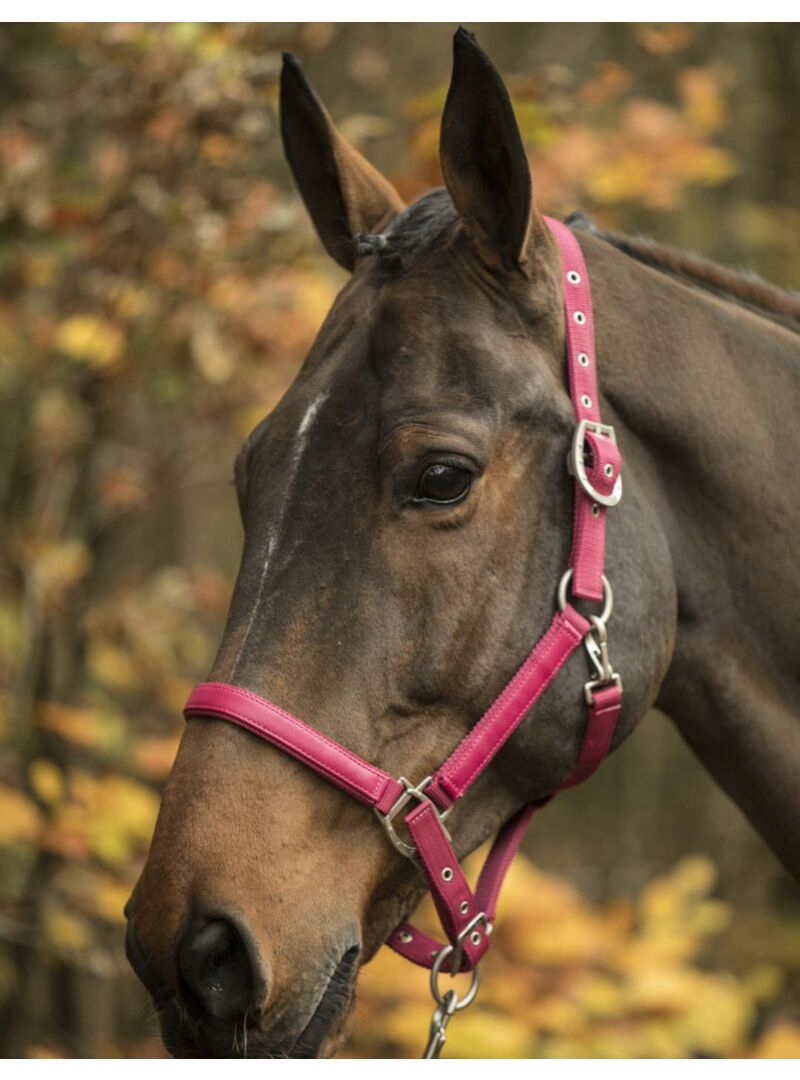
[
  {"left": 353, "top": 193, "right": 800, "bottom": 334},
  {"left": 567, "top": 212, "right": 800, "bottom": 334}
]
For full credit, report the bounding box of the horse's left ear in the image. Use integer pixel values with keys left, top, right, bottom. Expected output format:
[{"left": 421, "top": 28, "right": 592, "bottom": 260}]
[
  {"left": 440, "top": 29, "right": 540, "bottom": 273},
  {"left": 280, "top": 53, "right": 405, "bottom": 272}
]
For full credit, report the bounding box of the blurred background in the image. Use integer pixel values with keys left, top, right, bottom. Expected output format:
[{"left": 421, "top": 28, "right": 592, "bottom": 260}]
[{"left": 0, "top": 22, "right": 798, "bottom": 1059}]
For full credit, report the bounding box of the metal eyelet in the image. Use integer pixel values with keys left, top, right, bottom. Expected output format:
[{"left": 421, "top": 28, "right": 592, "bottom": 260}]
[
  {"left": 397, "top": 930, "right": 414, "bottom": 944},
  {"left": 592, "top": 503, "right": 601, "bottom": 518},
  {"left": 603, "top": 463, "right": 614, "bottom": 478},
  {"left": 578, "top": 353, "right": 590, "bottom": 367},
  {"left": 581, "top": 394, "right": 592, "bottom": 409},
  {"left": 567, "top": 270, "right": 581, "bottom": 284},
  {"left": 573, "top": 311, "right": 586, "bottom": 325},
  {"left": 470, "top": 931, "right": 482, "bottom": 946},
  {"left": 441, "top": 867, "right": 454, "bottom": 882},
  {"left": 459, "top": 900, "right": 470, "bottom": 915}
]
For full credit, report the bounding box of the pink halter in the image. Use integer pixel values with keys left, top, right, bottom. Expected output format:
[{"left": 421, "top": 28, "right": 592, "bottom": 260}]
[{"left": 184, "top": 217, "right": 623, "bottom": 1048}]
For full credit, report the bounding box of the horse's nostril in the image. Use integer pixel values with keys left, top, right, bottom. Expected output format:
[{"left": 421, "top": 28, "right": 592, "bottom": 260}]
[{"left": 178, "top": 917, "right": 261, "bottom": 1021}]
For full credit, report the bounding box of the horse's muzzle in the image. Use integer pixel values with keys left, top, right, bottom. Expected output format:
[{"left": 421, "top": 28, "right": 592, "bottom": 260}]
[{"left": 125, "top": 909, "right": 359, "bottom": 1058}]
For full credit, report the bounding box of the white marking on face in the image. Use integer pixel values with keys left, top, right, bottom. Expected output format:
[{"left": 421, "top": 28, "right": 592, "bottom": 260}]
[{"left": 232, "top": 390, "right": 329, "bottom": 672}]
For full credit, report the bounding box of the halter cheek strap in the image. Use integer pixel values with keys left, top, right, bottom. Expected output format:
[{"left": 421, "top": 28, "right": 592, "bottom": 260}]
[{"left": 183, "top": 216, "right": 623, "bottom": 1018}]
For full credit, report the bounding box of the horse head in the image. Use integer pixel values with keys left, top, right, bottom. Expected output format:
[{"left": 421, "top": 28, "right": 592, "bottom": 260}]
[{"left": 126, "top": 30, "right": 676, "bottom": 1057}]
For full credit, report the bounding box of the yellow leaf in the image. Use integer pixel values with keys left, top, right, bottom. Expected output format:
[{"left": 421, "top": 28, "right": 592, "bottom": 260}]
[
  {"left": 133, "top": 734, "right": 181, "bottom": 780},
  {"left": 27, "top": 539, "right": 92, "bottom": 608},
  {"left": 44, "top": 909, "right": 91, "bottom": 953},
  {"left": 92, "top": 875, "right": 132, "bottom": 924},
  {"left": 29, "top": 759, "right": 65, "bottom": 805},
  {"left": 671, "top": 854, "right": 717, "bottom": 898},
  {"left": 55, "top": 314, "right": 124, "bottom": 369},
  {"left": 88, "top": 640, "right": 139, "bottom": 691},
  {"left": 0, "top": 785, "right": 42, "bottom": 845},
  {"left": 38, "top": 701, "right": 124, "bottom": 751},
  {"left": 751, "top": 1022, "right": 800, "bottom": 1058},
  {"left": 445, "top": 1010, "right": 532, "bottom": 1058}
]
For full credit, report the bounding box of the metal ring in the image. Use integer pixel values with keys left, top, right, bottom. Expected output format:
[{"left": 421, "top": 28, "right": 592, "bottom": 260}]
[
  {"left": 430, "top": 946, "right": 480, "bottom": 1010},
  {"left": 557, "top": 569, "right": 613, "bottom": 624}
]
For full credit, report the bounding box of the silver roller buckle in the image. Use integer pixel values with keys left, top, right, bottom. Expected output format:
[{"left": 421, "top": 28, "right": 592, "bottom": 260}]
[
  {"left": 568, "top": 419, "right": 622, "bottom": 507},
  {"left": 374, "top": 776, "right": 452, "bottom": 865}
]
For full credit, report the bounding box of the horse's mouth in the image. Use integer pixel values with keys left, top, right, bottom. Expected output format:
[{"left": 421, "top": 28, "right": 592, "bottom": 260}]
[
  {"left": 289, "top": 943, "right": 361, "bottom": 1057},
  {"left": 149, "top": 940, "right": 360, "bottom": 1058}
]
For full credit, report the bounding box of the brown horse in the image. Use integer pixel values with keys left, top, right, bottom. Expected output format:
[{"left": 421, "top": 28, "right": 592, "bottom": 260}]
[{"left": 125, "top": 29, "right": 800, "bottom": 1058}]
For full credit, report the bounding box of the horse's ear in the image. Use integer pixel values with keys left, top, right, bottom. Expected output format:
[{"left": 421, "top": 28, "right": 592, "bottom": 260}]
[
  {"left": 280, "top": 53, "right": 405, "bottom": 272},
  {"left": 440, "top": 29, "right": 538, "bottom": 272}
]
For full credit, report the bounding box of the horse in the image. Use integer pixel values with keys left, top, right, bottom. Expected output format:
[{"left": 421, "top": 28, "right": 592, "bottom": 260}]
[{"left": 124, "top": 29, "right": 800, "bottom": 1059}]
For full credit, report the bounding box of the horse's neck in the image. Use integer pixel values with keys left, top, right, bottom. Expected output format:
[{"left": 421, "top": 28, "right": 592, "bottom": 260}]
[{"left": 585, "top": 233, "right": 800, "bottom": 881}]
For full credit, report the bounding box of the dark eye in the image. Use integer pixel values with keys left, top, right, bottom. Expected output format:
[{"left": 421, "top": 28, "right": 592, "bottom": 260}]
[{"left": 415, "top": 463, "right": 472, "bottom": 505}]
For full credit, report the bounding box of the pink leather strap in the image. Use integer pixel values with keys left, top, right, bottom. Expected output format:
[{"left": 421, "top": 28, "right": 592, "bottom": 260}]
[
  {"left": 390, "top": 683, "right": 621, "bottom": 971},
  {"left": 184, "top": 682, "right": 405, "bottom": 813},
  {"left": 427, "top": 605, "right": 589, "bottom": 809},
  {"left": 543, "top": 215, "right": 610, "bottom": 602}
]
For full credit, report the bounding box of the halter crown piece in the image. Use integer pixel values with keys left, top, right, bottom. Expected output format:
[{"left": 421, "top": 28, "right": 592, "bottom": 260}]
[{"left": 184, "top": 217, "right": 624, "bottom": 1058}]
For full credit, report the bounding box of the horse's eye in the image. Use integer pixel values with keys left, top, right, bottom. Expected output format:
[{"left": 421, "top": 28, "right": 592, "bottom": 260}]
[{"left": 415, "top": 463, "right": 472, "bottom": 505}]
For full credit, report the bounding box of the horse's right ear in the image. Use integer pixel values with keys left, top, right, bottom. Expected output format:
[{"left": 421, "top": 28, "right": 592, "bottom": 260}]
[{"left": 280, "top": 54, "right": 405, "bottom": 272}]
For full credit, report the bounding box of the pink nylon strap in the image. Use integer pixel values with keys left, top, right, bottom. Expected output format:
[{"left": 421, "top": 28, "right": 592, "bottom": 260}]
[{"left": 543, "top": 215, "right": 609, "bottom": 602}]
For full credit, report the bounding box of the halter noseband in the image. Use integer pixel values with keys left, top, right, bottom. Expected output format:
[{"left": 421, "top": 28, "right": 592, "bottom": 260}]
[{"left": 183, "top": 216, "right": 623, "bottom": 1056}]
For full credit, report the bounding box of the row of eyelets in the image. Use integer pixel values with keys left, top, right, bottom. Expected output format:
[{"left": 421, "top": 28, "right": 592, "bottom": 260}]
[{"left": 413, "top": 257, "right": 595, "bottom": 956}]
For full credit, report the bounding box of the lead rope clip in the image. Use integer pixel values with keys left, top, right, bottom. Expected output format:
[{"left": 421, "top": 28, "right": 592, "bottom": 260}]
[
  {"left": 421, "top": 944, "right": 482, "bottom": 1058},
  {"left": 422, "top": 988, "right": 458, "bottom": 1059},
  {"left": 583, "top": 614, "right": 622, "bottom": 703}
]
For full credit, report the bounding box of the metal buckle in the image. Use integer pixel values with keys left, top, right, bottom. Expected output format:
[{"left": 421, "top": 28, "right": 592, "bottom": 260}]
[
  {"left": 374, "top": 776, "right": 451, "bottom": 864},
  {"left": 568, "top": 419, "right": 622, "bottom": 507},
  {"left": 449, "top": 911, "right": 493, "bottom": 975},
  {"left": 583, "top": 614, "right": 623, "bottom": 704}
]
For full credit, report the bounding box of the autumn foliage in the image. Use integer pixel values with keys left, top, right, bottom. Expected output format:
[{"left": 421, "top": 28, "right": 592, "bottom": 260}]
[{"left": 0, "top": 23, "right": 798, "bottom": 1058}]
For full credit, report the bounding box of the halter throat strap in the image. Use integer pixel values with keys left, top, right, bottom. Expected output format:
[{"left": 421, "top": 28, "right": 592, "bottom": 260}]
[{"left": 183, "top": 215, "right": 623, "bottom": 978}]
